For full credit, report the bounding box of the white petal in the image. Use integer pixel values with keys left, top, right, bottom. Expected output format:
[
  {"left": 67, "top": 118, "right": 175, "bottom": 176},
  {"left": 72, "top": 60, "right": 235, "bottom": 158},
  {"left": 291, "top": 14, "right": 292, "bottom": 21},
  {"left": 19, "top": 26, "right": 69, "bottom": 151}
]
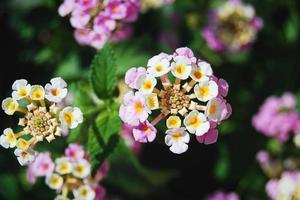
[
  {"left": 169, "top": 142, "right": 188, "bottom": 154},
  {"left": 12, "top": 79, "right": 28, "bottom": 90},
  {"left": 165, "top": 134, "right": 174, "bottom": 146},
  {"left": 195, "top": 121, "right": 210, "bottom": 136}
]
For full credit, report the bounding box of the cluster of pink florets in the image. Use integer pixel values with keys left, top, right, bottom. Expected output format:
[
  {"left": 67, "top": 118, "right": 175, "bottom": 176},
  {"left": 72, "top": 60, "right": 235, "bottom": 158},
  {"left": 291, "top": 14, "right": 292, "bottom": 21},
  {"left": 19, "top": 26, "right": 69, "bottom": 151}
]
[
  {"left": 205, "top": 191, "right": 239, "bottom": 200},
  {"left": 58, "top": 0, "right": 140, "bottom": 49},
  {"left": 119, "top": 47, "right": 231, "bottom": 154},
  {"left": 252, "top": 93, "right": 300, "bottom": 142},
  {"left": 26, "top": 143, "right": 109, "bottom": 200}
]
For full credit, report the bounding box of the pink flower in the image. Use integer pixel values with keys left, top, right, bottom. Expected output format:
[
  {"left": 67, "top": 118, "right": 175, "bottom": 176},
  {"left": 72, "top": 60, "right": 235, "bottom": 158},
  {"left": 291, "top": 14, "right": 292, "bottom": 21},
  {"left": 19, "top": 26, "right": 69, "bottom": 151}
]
[
  {"left": 132, "top": 120, "right": 157, "bottom": 143},
  {"left": 196, "top": 122, "right": 219, "bottom": 145},
  {"left": 265, "top": 171, "right": 300, "bottom": 200},
  {"left": 125, "top": 67, "right": 147, "bottom": 89},
  {"left": 104, "top": 0, "right": 127, "bottom": 20},
  {"left": 93, "top": 185, "right": 106, "bottom": 200},
  {"left": 256, "top": 150, "right": 271, "bottom": 165},
  {"left": 70, "top": 9, "right": 90, "bottom": 29},
  {"left": 77, "top": 0, "right": 98, "bottom": 10},
  {"left": 89, "top": 31, "right": 110, "bottom": 50},
  {"left": 119, "top": 91, "right": 151, "bottom": 126},
  {"left": 27, "top": 152, "right": 54, "bottom": 184},
  {"left": 123, "top": 0, "right": 140, "bottom": 22},
  {"left": 74, "top": 29, "right": 92, "bottom": 45},
  {"left": 120, "top": 123, "right": 142, "bottom": 154},
  {"left": 111, "top": 24, "right": 133, "bottom": 43},
  {"left": 173, "top": 47, "right": 197, "bottom": 65},
  {"left": 265, "top": 179, "right": 279, "bottom": 200},
  {"left": 252, "top": 93, "right": 300, "bottom": 142},
  {"left": 58, "top": 0, "right": 75, "bottom": 17},
  {"left": 65, "top": 143, "right": 85, "bottom": 161},
  {"left": 94, "top": 14, "right": 117, "bottom": 34},
  {"left": 205, "top": 191, "right": 239, "bottom": 200},
  {"left": 202, "top": 27, "right": 225, "bottom": 52}
]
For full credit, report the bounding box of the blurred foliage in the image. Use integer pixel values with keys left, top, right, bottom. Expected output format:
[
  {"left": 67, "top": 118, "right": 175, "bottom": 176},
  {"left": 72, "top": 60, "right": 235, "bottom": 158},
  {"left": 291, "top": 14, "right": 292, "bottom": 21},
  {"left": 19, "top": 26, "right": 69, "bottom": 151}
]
[{"left": 1, "top": 0, "right": 300, "bottom": 199}]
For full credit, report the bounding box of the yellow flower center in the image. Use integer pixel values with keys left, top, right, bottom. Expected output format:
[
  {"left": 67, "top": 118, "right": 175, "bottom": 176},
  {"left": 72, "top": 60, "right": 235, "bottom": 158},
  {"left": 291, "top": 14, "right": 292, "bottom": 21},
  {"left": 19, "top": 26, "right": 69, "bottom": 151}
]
[
  {"left": 80, "top": 188, "right": 89, "bottom": 197},
  {"left": 134, "top": 101, "right": 144, "bottom": 113},
  {"left": 50, "top": 177, "right": 60, "bottom": 186},
  {"left": 175, "top": 65, "right": 186, "bottom": 75},
  {"left": 18, "top": 88, "right": 28, "bottom": 97},
  {"left": 8, "top": 102, "right": 17, "bottom": 112},
  {"left": 142, "top": 80, "right": 153, "bottom": 90},
  {"left": 167, "top": 116, "right": 180, "bottom": 128},
  {"left": 172, "top": 132, "right": 182, "bottom": 141},
  {"left": 51, "top": 89, "right": 60, "bottom": 96},
  {"left": 209, "top": 104, "right": 217, "bottom": 115},
  {"left": 188, "top": 115, "right": 201, "bottom": 128},
  {"left": 193, "top": 70, "right": 203, "bottom": 80},
  {"left": 75, "top": 165, "right": 85, "bottom": 174},
  {"left": 17, "top": 139, "right": 29, "bottom": 150},
  {"left": 64, "top": 112, "right": 74, "bottom": 125},
  {"left": 199, "top": 86, "right": 209, "bottom": 97},
  {"left": 20, "top": 151, "right": 29, "bottom": 159},
  {"left": 7, "top": 133, "right": 16, "bottom": 143},
  {"left": 155, "top": 64, "right": 163, "bottom": 72}
]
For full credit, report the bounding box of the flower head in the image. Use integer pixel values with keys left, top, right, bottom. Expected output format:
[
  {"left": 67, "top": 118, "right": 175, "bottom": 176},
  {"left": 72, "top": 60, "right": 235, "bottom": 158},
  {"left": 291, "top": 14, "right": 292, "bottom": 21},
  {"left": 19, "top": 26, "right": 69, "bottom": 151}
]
[
  {"left": 43, "top": 144, "right": 107, "bottom": 200},
  {"left": 252, "top": 92, "right": 300, "bottom": 142},
  {"left": 119, "top": 47, "right": 231, "bottom": 154},
  {"left": 58, "top": 0, "right": 140, "bottom": 49},
  {"left": 266, "top": 171, "right": 300, "bottom": 200},
  {"left": 202, "top": 0, "right": 263, "bottom": 52},
  {"left": 27, "top": 152, "right": 54, "bottom": 184},
  {"left": 0, "top": 78, "right": 83, "bottom": 165}
]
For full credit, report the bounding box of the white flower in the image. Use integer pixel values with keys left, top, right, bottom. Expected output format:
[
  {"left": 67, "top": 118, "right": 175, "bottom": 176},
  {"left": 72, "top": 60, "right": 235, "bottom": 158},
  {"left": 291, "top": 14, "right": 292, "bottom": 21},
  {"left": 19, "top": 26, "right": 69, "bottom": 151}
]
[
  {"left": 205, "top": 98, "right": 226, "bottom": 122},
  {"left": 137, "top": 75, "right": 157, "bottom": 95},
  {"left": 166, "top": 116, "right": 181, "bottom": 129},
  {"left": 194, "top": 80, "right": 218, "bottom": 102},
  {"left": 183, "top": 110, "right": 210, "bottom": 136},
  {"left": 73, "top": 185, "right": 95, "bottom": 200},
  {"left": 59, "top": 107, "right": 83, "bottom": 129},
  {"left": 165, "top": 128, "right": 190, "bottom": 154},
  {"left": 171, "top": 56, "right": 192, "bottom": 80},
  {"left": 46, "top": 173, "right": 64, "bottom": 190},
  {"left": 14, "top": 148, "right": 35, "bottom": 166},
  {"left": 55, "top": 157, "right": 73, "bottom": 175},
  {"left": 16, "top": 138, "right": 29, "bottom": 150},
  {"left": 2, "top": 98, "right": 19, "bottom": 115},
  {"left": 147, "top": 55, "right": 171, "bottom": 77},
  {"left": 72, "top": 159, "right": 91, "bottom": 179},
  {"left": 0, "top": 128, "right": 16, "bottom": 148},
  {"left": 146, "top": 93, "right": 159, "bottom": 110},
  {"left": 30, "top": 85, "right": 45, "bottom": 101},
  {"left": 12, "top": 79, "right": 31, "bottom": 100},
  {"left": 45, "top": 77, "right": 68, "bottom": 103},
  {"left": 190, "top": 62, "right": 213, "bottom": 82}
]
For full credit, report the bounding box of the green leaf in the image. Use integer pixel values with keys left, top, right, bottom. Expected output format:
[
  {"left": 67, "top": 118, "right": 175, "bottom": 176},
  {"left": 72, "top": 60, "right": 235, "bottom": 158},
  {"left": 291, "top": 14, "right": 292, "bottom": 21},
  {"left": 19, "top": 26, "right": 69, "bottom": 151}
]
[
  {"left": 90, "top": 44, "right": 118, "bottom": 99},
  {"left": 88, "top": 108, "right": 121, "bottom": 173},
  {"left": 114, "top": 42, "right": 150, "bottom": 77},
  {"left": 107, "top": 140, "right": 176, "bottom": 197}
]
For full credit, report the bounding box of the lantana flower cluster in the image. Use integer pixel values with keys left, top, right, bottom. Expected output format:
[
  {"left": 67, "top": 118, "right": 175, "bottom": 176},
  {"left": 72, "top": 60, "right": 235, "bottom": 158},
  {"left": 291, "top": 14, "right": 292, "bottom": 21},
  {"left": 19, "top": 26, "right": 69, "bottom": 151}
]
[
  {"left": 0, "top": 78, "right": 83, "bottom": 166},
  {"left": 119, "top": 47, "right": 231, "bottom": 154},
  {"left": 202, "top": 0, "right": 263, "bottom": 52},
  {"left": 140, "top": 0, "right": 174, "bottom": 11},
  {"left": 266, "top": 171, "right": 300, "bottom": 200},
  {"left": 58, "top": 0, "right": 140, "bottom": 49},
  {"left": 252, "top": 93, "right": 300, "bottom": 142},
  {"left": 28, "top": 143, "right": 108, "bottom": 200},
  {"left": 205, "top": 191, "right": 239, "bottom": 200}
]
